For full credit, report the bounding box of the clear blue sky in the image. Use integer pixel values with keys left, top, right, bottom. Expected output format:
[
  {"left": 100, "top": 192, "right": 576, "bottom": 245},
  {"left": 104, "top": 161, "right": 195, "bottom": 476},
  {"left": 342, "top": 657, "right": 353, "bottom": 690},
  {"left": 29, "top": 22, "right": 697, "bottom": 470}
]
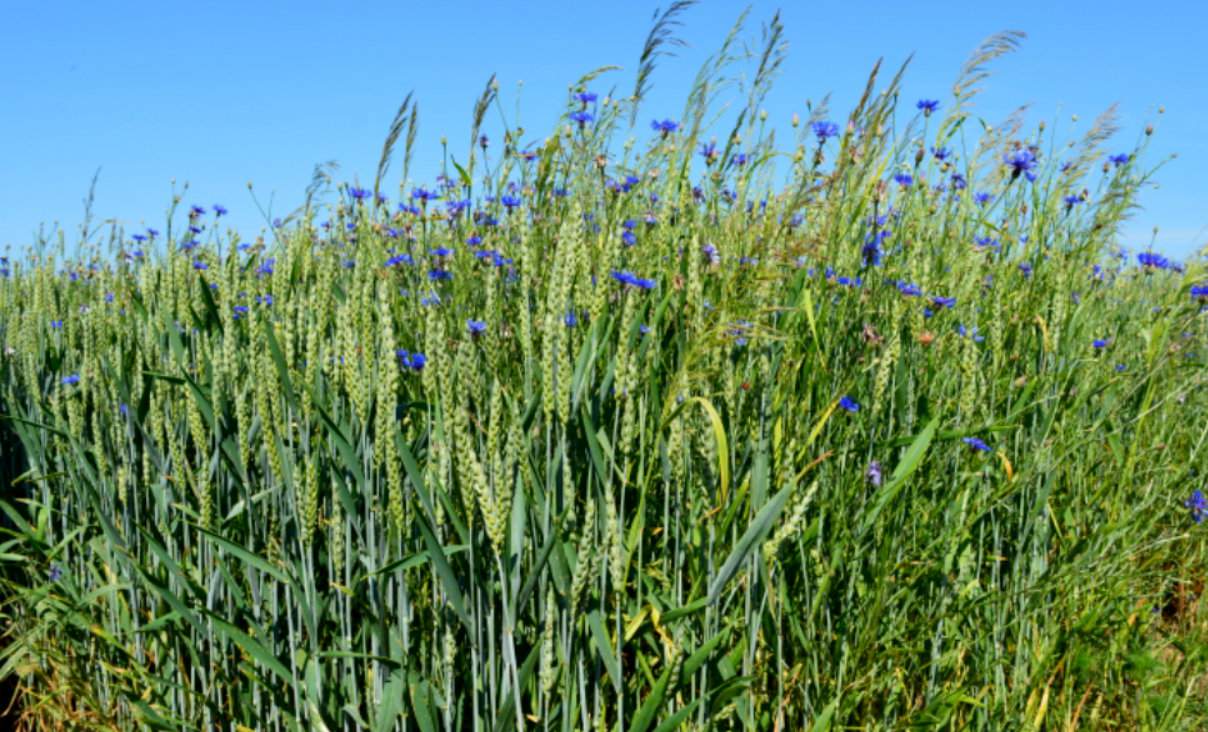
[{"left": 2, "top": 1, "right": 1205, "bottom": 258}]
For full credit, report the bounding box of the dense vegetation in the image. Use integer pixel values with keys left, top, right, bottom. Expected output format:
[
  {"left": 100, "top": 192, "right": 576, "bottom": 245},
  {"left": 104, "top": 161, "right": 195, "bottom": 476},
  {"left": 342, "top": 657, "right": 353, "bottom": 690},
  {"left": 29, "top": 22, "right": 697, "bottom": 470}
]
[{"left": 1, "top": 12, "right": 1206, "bottom": 730}]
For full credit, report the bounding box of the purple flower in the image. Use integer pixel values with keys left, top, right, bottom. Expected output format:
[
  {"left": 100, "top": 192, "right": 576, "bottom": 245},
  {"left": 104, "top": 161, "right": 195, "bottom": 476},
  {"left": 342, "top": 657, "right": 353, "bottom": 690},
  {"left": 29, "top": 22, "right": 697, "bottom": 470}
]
[
  {"left": 1092, "top": 338, "right": 1110, "bottom": 349},
  {"left": 1108, "top": 153, "right": 1130, "bottom": 167},
  {"left": 570, "top": 111, "right": 594, "bottom": 127},
  {"left": 866, "top": 460, "right": 883, "bottom": 487},
  {"left": 839, "top": 395, "right": 860, "bottom": 413},
  {"left": 61, "top": 373, "right": 80, "bottom": 386},
  {"left": 917, "top": 99, "right": 940, "bottom": 115},
  {"left": 348, "top": 186, "right": 372, "bottom": 201},
  {"left": 213, "top": 204, "right": 228, "bottom": 217},
  {"left": 893, "top": 173, "right": 913, "bottom": 187},
  {"left": 467, "top": 319, "right": 487, "bottom": 335}
]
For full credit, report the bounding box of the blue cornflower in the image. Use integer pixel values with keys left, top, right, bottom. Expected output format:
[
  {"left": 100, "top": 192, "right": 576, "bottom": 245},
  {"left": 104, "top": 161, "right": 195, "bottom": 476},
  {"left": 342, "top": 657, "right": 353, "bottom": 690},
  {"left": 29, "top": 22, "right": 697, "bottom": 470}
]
[
  {"left": 428, "top": 269, "right": 453, "bottom": 281},
  {"left": 731, "top": 152, "right": 748, "bottom": 166},
  {"left": 1004, "top": 148, "right": 1038, "bottom": 180},
  {"left": 467, "top": 319, "right": 487, "bottom": 335},
  {"left": 700, "top": 141, "right": 719, "bottom": 163},
  {"left": 193, "top": 260, "right": 209, "bottom": 271},
  {"left": 256, "top": 258, "right": 275, "bottom": 277},
  {"left": 256, "top": 294, "right": 274, "bottom": 307},
  {"left": 639, "top": 324, "right": 651, "bottom": 335},
  {"left": 917, "top": 99, "right": 940, "bottom": 115},
  {"left": 411, "top": 187, "right": 439, "bottom": 202},
  {"left": 974, "top": 191, "right": 994, "bottom": 206},
  {"left": 575, "top": 91, "right": 598, "bottom": 105},
  {"left": 622, "top": 230, "right": 637, "bottom": 247},
  {"left": 1138, "top": 252, "right": 1171, "bottom": 270},
  {"left": 893, "top": 173, "right": 913, "bottom": 187},
  {"left": 1092, "top": 338, "right": 1110, "bottom": 349},
  {"left": 931, "top": 146, "right": 951, "bottom": 161},
  {"left": 1185, "top": 490, "right": 1207, "bottom": 524},
  {"left": 396, "top": 349, "right": 427, "bottom": 371},
  {"left": 611, "top": 270, "right": 656, "bottom": 290},
  {"left": 1108, "top": 153, "right": 1130, "bottom": 167},
  {"left": 650, "top": 118, "right": 679, "bottom": 135},
  {"left": 104, "top": 292, "right": 115, "bottom": 303},
  {"left": 839, "top": 396, "right": 860, "bottom": 413},
  {"left": 962, "top": 436, "right": 991, "bottom": 452},
  {"left": 570, "top": 111, "right": 594, "bottom": 127},
  {"left": 233, "top": 305, "right": 249, "bottom": 319},
  {"left": 1063, "top": 194, "right": 1082, "bottom": 207},
  {"left": 1018, "top": 262, "right": 1033, "bottom": 278},
  {"left": 430, "top": 247, "right": 453, "bottom": 258},
  {"left": 119, "top": 403, "right": 129, "bottom": 416},
  {"left": 189, "top": 205, "right": 206, "bottom": 217},
  {"left": 385, "top": 254, "right": 414, "bottom": 267},
  {"left": 564, "top": 310, "right": 578, "bottom": 327},
  {"left": 48, "top": 564, "right": 63, "bottom": 582},
  {"left": 500, "top": 195, "right": 522, "bottom": 209},
  {"left": 811, "top": 120, "right": 839, "bottom": 142},
  {"left": 1115, "top": 364, "right": 1127, "bottom": 372},
  {"left": 466, "top": 234, "right": 483, "bottom": 247},
  {"left": 931, "top": 295, "right": 956, "bottom": 309},
  {"left": 61, "top": 374, "right": 80, "bottom": 386},
  {"left": 348, "top": 186, "right": 372, "bottom": 201},
  {"left": 897, "top": 281, "right": 922, "bottom": 297},
  {"left": 131, "top": 233, "right": 147, "bottom": 243},
  {"left": 1191, "top": 283, "right": 1208, "bottom": 301},
  {"left": 213, "top": 204, "right": 228, "bottom": 217},
  {"left": 958, "top": 324, "right": 984, "bottom": 342}
]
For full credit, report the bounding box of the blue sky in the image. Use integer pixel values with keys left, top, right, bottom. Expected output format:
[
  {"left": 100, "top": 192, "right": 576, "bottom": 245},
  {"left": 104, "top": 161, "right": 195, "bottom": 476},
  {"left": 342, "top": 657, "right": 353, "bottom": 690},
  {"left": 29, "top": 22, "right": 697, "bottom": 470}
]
[{"left": 2, "top": 1, "right": 1205, "bottom": 258}]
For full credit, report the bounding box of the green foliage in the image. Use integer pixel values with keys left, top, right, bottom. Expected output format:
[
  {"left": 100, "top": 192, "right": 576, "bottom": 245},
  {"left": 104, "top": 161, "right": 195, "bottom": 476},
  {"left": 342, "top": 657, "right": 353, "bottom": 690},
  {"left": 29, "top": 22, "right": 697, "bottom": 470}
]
[{"left": 0, "top": 14, "right": 1206, "bottom": 731}]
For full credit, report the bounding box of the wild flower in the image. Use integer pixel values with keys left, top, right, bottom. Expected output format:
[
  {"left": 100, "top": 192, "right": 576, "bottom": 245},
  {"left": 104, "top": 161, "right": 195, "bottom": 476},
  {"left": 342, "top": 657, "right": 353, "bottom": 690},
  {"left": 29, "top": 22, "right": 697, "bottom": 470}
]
[
  {"left": 866, "top": 461, "right": 883, "bottom": 487},
  {"left": 811, "top": 120, "right": 839, "bottom": 142},
  {"left": 1004, "top": 148, "right": 1038, "bottom": 181},
  {"left": 1138, "top": 252, "right": 1171, "bottom": 270},
  {"left": 650, "top": 118, "right": 679, "bottom": 135},
  {"left": 839, "top": 396, "right": 860, "bottom": 413},
  {"left": 962, "top": 436, "right": 991, "bottom": 452},
  {"left": 1185, "top": 490, "right": 1207, "bottom": 524},
  {"left": 917, "top": 99, "right": 940, "bottom": 115}
]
